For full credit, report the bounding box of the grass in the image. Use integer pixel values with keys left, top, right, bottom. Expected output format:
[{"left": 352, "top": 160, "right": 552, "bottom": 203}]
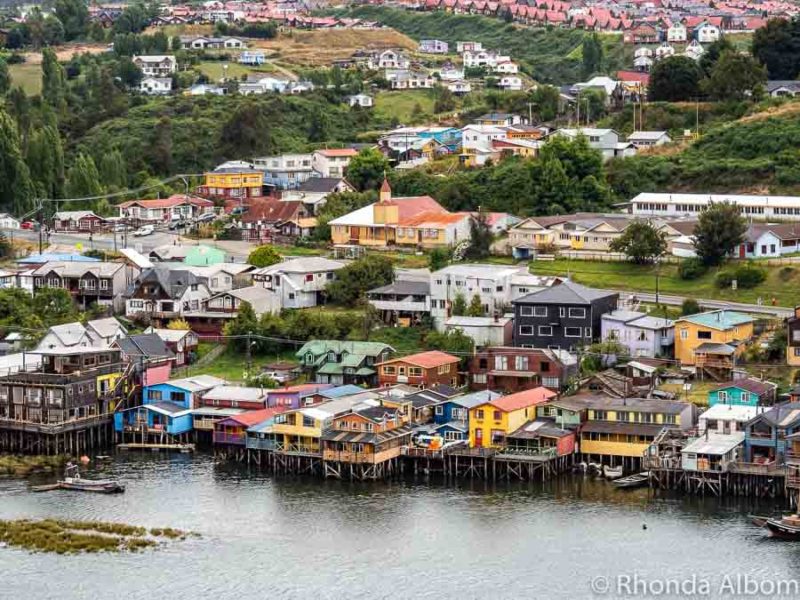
[
  {"left": 273, "top": 244, "right": 325, "bottom": 257},
  {"left": 369, "top": 326, "right": 426, "bottom": 355},
  {"left": 0, "top": 519, "right": 192, "bottom": 554},
  {"left": 658, "top": 382, "right": 716, "bottom": 406},
  {"left": 0, "top": 454, "right": 67, "bottom": 477},
  {"left": 8, "top": 63, "right": 42, "bottom": 96},
  {"left": 528, "top": 259, "right": 800, "bottom": 307},
  {"left": 374, "top": 90, "right": 437, "bottom": 124},
  {"left": 186, "top": 346, "right": 299, "bottom": 383},
  {"left": 195, "top": 60, "right": 279, "bottom": 83}
]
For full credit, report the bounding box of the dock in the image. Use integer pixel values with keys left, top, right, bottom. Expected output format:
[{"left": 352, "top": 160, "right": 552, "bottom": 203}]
[{"left": 117, "top": 442, "right": 195, "bottom": 453}]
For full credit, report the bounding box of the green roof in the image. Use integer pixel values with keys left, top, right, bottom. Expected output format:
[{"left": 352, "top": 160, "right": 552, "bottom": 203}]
[
  {"left": 296, "top": 340, "right": 394, "bottom": 359},
  {"left": 317, "top": 363, "right": 345, "bottom": 375},
  {"left": 678, "top": 310, "right": 754, "bottom": 330},
  {"left": 355, "top": 367, "right": 375, "bottom": 376},
  {"left": 184, "top": 245, "right": 226, "bottom": 267},
  {"left": 341, "top": 354, "right": 366, "bottom": 368}
]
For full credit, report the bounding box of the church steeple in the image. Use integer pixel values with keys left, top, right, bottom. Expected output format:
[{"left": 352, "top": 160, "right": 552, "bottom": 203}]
[{"left": 379, "top": 177, "right": 392, "bottom": 203}]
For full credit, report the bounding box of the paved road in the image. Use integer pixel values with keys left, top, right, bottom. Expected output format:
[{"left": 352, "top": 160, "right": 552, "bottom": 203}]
[{"left": 612, "top": 290, "right": 793, "bottom": 319}]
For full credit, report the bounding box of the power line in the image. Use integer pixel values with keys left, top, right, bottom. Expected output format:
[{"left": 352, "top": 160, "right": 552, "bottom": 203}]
[{"left": 39, "top": 174, "right": 205, "bottom": 205}]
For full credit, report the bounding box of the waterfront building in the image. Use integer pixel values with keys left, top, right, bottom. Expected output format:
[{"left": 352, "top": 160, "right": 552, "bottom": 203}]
[
  {"left": 743, "top": 402, "right": 800, "bottom": 463},
  {"left": 601, "top": 309, "right": 674, "bottom": 359},
  {"left": 505, "top": 420, "right": 576, "bottom": 457},
  {"left": 680, "top": 432, "right": 745, "bottom": 473},
  {"left": 431, "top": 389, "right": 501, "bottom": 442},
  {"left": 707, "top": 378, "right": 777, "bottom": 407},
  {"left": 698, "top": 404, "right": 759, "bottom": 434},
  {"left": 295, "top": 340, "right": 394, "bottom": 387},
  {"left": 376, "top": 350, "right": 461, "bottom": 388},
  {"left": 265, "top": 383, "right": 335, "bottom": 409},
  {"left": 468, "top": 346, "right": 577, "bottom": 393},
  {"left": 536, "top": 396, "right": 592, "bottom": 429},
  {"left": 468, "top": 387, "right": 556, "bottom": 448},
  {"left": 787, "top": 305, "right": 800, "bottom": 366}
]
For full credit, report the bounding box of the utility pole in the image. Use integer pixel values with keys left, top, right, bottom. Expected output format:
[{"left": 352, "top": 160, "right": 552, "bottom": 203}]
[
  {"left": 245, "top": 330, "right": 252, "bottom": 379},
  {"left": 37, "top": 203, "right": 44, "bottom": 255},
  {"left": 655, "top": 258, "right": 660, "bottom": 307}
]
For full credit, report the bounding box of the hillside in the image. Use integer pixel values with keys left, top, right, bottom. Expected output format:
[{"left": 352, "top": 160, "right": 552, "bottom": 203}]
[
  {"left": 607, "top": 100, "right": 800, "bottom": 197},
  {"left": 338, "top": 6, "right": 621, "bottom": 85}
]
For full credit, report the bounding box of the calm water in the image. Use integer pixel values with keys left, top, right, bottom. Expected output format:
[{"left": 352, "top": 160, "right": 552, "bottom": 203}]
[{"left": 2, "top": 454, "right": 800, "bottom": 599}]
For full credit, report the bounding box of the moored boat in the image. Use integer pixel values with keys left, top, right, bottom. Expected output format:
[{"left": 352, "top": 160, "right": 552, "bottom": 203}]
[
  {"left": 603, "top": 465, "right": 624, "bottom": 480},
  {"left": 612, "top": 472, "right": 649, "bottom": 489},
  {"left": 763, "top": 515, "right": 800, "bottom": 540},
  {"left": 34, "top": 462, "right": 126, "bottom": 494}
]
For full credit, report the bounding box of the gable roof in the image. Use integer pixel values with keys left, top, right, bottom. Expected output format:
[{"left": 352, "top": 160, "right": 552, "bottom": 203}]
[
  {"left": 86, "top": 317, "right": 127, "bottom": 340},
  {"left": 677, "top": 310, "right": 754, "bottom": 330},
  {"left": 712, "top": 378, "right": 776, "bottom": 397},
  {"left": 296, "top": 177, "right": 353, "bottom": 193},
  {"left": 241, "top": 198, "right": 304, "bottom": 224},
  {"left": 131, "top": 268, "right": 206, "bottom": 298},
  {"left": 514, "top": 280, "right": 617, "bottom": 305},
  {"left": 488, "top": 387, "right": 557, "bottom": 412},
  {"left": 296, "top": 340, "right": 394, "bottom": 358},
  {"left": 377, "top": 350, "right": 459, "bottom": 369},
  {"left": 114, "top": 333, "right": 175, "bottom": 359}
]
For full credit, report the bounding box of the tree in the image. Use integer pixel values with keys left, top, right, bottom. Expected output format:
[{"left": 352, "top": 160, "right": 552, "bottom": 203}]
[
  {"left": 314, "top": 191, "right": 376, "bottom": 241},
  {"left": 326, "top": 255, "right": 394, "bottom": 305},
  {"left": 451, "top": 292, "right": 467, "bottom": 316},
  {"left": 219, "top": 100, "right": 274, "bottom": 159},
  {"left": 32, "top": 288, "right": 76, "bottom": 324},
  {"left": 464, "top": 213, "right": 493, "bottom": 260},
  {"left": 752, "top": 18, "right": 800, "bottom": 80},
  {"left": 0, "top": 58, "right": 10, "bottom": 95},
  {"left": 247, "top": 245, "right": 282, "bottom": 268},
  {"left": 0, "top": 109, "right": 34, "bottom": 214},
  {"left": 26, "top": 125, "right": 64, "bottom": 199},
  {"left": 648, "top": 56, "right": 703, "bottom": 101},
  {"left": 346, "top": 148, "right": 390, "bottom": 191},
  {"left": 223, "top": 301, "right": 259, "bottom": 354},
  {"left": 577, "top": 88, "right": 607, "bottom": 122},
  {"left": 530, "top": 84, "right": 561, "bottom": 121},
  {"left": 433, "top": 85, "right": 456, "bottom": 113},
  {"left": 681, "top": 298, "right": 701, "bottom": 316},
  {"left": 98, "top": 149, "right": 127, "bottom": 190},
  {"left": 703, "top": 50, "right": 767, "bottom": 101},
  {"left": 54, "top": 0, "right": 89, "bottom": 40},
  {"left": 43, "top": 15, "right": 66, "bottom": 46},
  {"left": 428, "top": 247, "right": 450, "bottom": 272},
  {"left": 467, "top": 293, "right": 484, "bottom": 317},
  {"left": 582, "top": 33, "right": 604, "bottom": 77},
  {"left": 424, "top": 328, "right": 474, "bottom": 355},
  {"left": 693, "top": 202, "right": 747, "bottom": 266},
  {"left": 698, "top": 37, "right": 735, "bottom": 76},
  {"left": 41, "top": 48, "right": 66, "bottom": 111},
  {"left": 609, "top": 220, "right": 667, "bottom": 264},
  {"left": 66, "top": 153, "right": 103, "bottom": 201}
]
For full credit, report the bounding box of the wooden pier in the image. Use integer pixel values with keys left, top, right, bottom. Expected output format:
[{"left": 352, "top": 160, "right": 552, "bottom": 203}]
[
  {"left": 117, "top": 442, "right": 195, "bottom": 453},
  {"left": 0, "top": 415, "right": 114, "bottom": 455}
]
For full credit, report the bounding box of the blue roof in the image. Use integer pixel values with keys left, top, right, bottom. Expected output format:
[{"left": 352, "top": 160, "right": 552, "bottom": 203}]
[
  {"left": 679, "top": 310, "right": 754, "bottom": 330},
  {"left": 19, "top": 253, "right": 100, "bottom": 263},
  {"left": 247, "top": 417, "right": 277, "bottom": 433},
  {"left": 450, "top": 390, "right": 502, "bottom": 409},
  {"left": 319, "top": 384, "right": 365, "bottom": 399}
]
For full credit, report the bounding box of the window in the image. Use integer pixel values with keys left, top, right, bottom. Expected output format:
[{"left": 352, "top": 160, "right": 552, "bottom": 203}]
[
  {"left": 542, "top": 376, "right": 559, "bottom": 388},
  {"left": 411, "top": 367, "right": 424, "bottom": 376},
  {"left": 383, "top": 366, "right": 396, "bottom": 375},
  {"left": 475, "top": 409, "right": 485, "bottom": 420},
  {"left": 565, "top": 327, "right": 582, "bottom": 338},
  {"left": 493, "top": 410, "right": 502, "bottom": 421},
  {"left": 435, "top": 405, "right": 444, "bottom": 416},
  {"left": 594, "top": 410, "right": 607, "bottom": 420},
  {"left": 538, "top": 326, "right": 553, "bottom": 336},
  {"left": 305, "top": 274, "right": 313, "bottom": 282},
  {"left": 170, "top": 391, "right": 186, "bottom": 404},
  {"left": 288, "top": 293, "right": 295, "bottom": 300},
  {"left": 680, "top": 329, "right": 688, "bottom": 340},
  {"left": 533, "top": 306, "right": 547, "bottom": 317},
  {"left": 663, "top": 414, "right": 677, "bottom": 425},
  {"left": 585, "top": 327, "right": 592, "bottom": 338},
  {"left": 718, "top": 390, "right": 728, "bottom": 403},
  {"left": 515, "top": 356, "right": 529, "bottom": 371},
  {"left": 697, "top": 330, "right": 712, "bottom": 340},
  {"left": 149, "top": 390, "right": 163, "bottom": 402},
  {"left": 473, "top": 373, "right": 487, "bottom": 384},
  {"left": 617, "top": 411, "right": 629, "bottom": 422},
  {"left": 741, "top": 392, "right": 750, "bottom": 403},
  {"left": 568, "top": 308, "right": 586, "bottom": 318},
  {"left": 302, "top": 415, "right": 315, "bottom": 428},
  {"left": 559, "top": 307, "right": 565, "bottom": 317},
  {"left": 519, "top": 325, "right": 533, "bottom": 335},
  {"left": 436, "top": 365, "right": 449, "bottom": 375},
  {"left": 520, "top": 307, "right": 534, "bottom": 317},
  {"left": 495, "top": 356, "right": 508, "bottom": 371}
]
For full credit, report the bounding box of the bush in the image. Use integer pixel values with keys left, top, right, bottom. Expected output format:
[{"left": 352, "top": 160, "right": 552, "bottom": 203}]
[
  {"left": 678, "top": 257, "right": 707, "bottom": 280},
  {"left": 715, "top": 263, "right": 767, "bottom": 289},
  {"left": 681, "top": 298, "right": 701, "bottom": 316}
]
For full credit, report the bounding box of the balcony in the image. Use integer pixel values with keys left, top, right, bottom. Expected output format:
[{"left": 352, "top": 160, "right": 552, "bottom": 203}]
[
  {"left": 213, "top": 432, "right": 246, "bottom": 445},
  {"left": 246, "top": 437, "right": 278, "bottom": 451},
  {"left": 368, "top": 299, "right": 428, "bottom": 313}
]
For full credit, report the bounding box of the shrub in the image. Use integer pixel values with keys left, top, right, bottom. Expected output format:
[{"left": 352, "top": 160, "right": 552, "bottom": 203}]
[
  {"left": 678, "top": 257, "right": 707, "bottom": 280},
  {"left": 715, "top": 263, "right": 767, "bottom": 289},
  {"left": 681, "top": 298, "right": 701, "bottom": 316}
]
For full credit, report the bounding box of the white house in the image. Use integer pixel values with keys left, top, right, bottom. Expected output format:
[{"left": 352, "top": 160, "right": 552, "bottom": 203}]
[
  {"left": 551, "top": 128, "right": 636, "bottom": 161},
  {"left": 497, "top": 76, "right": 523, "bottom": 91},
  {"left": 460, "top": 124, "right": 509, "bottom": 153},
  {"left": 253, "top": 153, "right": 314, "bottom": 189},
  {"left": 655, "top": 42, "right": 676, "bottom": 60},
  {"left": 187, "top": 83, "right": 226, "bottom": 96},
  {"left": 445, "top": 316, "right": 511, "bottom": 347},
  {"left": 628, "top": 131, "right": 671, "bottom": 148},
  {"left": 734, "top": 223, "right": 800, "bottom": 258},
  {"left": 493, "top": 60, "right": 519, "bottom": 74},
  {"left": 419, "top": 39, "right": 448, "bottom": 54},
  {"left": 439, "top": 65, "right": 465, "bottom": 81},
  {"left": 132, "top": 55, "right": 177, "bottom": 76},
  {"left": 446, "top": 80, "right": 472, "bottom": 95},
  {"left": 348, "top": 93, "right": 373, "bottom": 108},
  {"left": 698, "top": 404, "right": 759, "bottom": 435},
  {"left": 667, "top": 22, "right": 687, "bottom": 42},
  {"left": 125, "top": 268, "right": 212, "bottom": 319},
  {"left": 767, "top": 80, "right": 800, "bottom": 98},
  {"left": 139, "top": 77, "right": 172, "bottom": 95},
  {"left": 456, "top": 41, "right": 483, "bottom": 53},
  {"left": 376, "top": 49, "right": 410, "bottom": 69},
  {"left": 634, "top": 55, "right": 654, "bottom": 71},
  {"left": 681, "top": 432, "right": 744, "bottom": 472},
  {"left": 311, "top": 148, "right": 358, "bottom": 178},
  {"left": 251, "top": 257, "right": 346, "bottom": 312},
  {"left": 684, "top": 39, "right": 705, "bottom": 61},
  {"left": 601, "top": 309, "right": 674, "bottom": 359},
  {"left": 390, "top": 70, "right": 435, "bottom": 90},
  {"left": 0, "top": 213, "right": 20, "bottom": 229},
  {"left": 629, "top": 192, "right": 800, "bottom": 221},
  {"left": 463, "top": 50, "right": 510, "bottom": 69},
  {"left": 239, "top": 51, "right": 265, "bottom": 65},
  {"left": 695, "top": 21, "right": 721, "bottom": 43}
]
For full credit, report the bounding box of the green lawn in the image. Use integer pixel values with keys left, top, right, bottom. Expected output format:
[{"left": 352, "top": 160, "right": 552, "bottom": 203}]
[
  {"left": 8, "top": 63, "right": 42, "bottom": 96},
  {"left": 186, "top": 346, "right": 299, "bottom": 383},
  {"left": 658, "top": 382, "right": 716, "bottom": 406},
  {"left": 369, "top": 326, "right": 426, "bottom": 355},
  {"left": 274, "top": 244, "right": 325, "bottom": 257},
  {"left": 374, "top": 90, "right": 436, "bottom": 123},
  {"left": 528, "top": 259, "right": 800, "bottom": 307}
]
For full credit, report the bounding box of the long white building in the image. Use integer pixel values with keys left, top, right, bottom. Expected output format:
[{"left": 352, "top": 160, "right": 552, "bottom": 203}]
[{"left": 629, "top": 193, "right": 800, "bottom": 220}]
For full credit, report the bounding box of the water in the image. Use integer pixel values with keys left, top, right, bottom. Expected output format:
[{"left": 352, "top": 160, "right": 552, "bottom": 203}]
[{"left": 1, "top": 454, "right": 800, "bottom": 600}]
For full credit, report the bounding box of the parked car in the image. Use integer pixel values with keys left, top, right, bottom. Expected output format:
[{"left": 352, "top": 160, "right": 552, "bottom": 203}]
[
  {"left": 196, "top": 212, "right": 216, "bottom": 223},
  {"left": 259, "top": 370, "right": 292, "bottom": 385},
  {"left": 21, "top": 221, "right": 36, "bottom": 230},
  {"left": 133, "top": 225, "right": 154, "bottom": 237},
  {"left": 168, "top": 220, "right": 187, "bottom": 231},
  {"left": 113, "top": 223, "right": 132, "bottom": 232}
]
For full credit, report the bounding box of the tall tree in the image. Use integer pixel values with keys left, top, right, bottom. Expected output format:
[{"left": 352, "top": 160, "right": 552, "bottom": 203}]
[
  {"left": 346, "top": 148, "right": 390, "bottom": 191},
  {"left": 219, "top": 100, "right": 273, "bottom": 159},
  {"left": 703, "top": 50, "right": 767, "bottom": 100},
  {"left": 41, "top": 48, "right": 66, "bottom": 112},
  {"left": 26, "top": 125, "right": 65, "bottom": 199},
  {"left": 609, "top": 220, "right": 667, "bottom": 264},
  {"left": 752, "top": 17, "right": 800, "bottom": 80},
  {"left": 43, "top": 15, "right": 66, "bottom": 46},
  {"left": 464, "top": 213, "right": 493, "bottom": 260},
  {"left": 0, "top": 58, "right": 10, "bottom": 95},
  {"left": 0, "top": 109, "right": 35, "bottom": 214},
  {"left": 530, "top": 84, "right": 561, "bottom": 121},
  {"left": 693, "top": 202, "right": 747, "bottom": 266},
  {"left": 65, "top": 153, "right": 103, "bottom": 201},
  {"left": 467, "top": 293, "right": 484, "bottom": 317},
  {"left": 582, "top": 33, "right": 604, "bottom": 77},
  {"left": 98, "top": 149, "right": 127, "bottom": 190},
  {"left": 450, "top": 293, "right": 467, "bottom": 316},
  {"left": 698, "top": 36, "right": 735, "bottom": 76},
  {"left": 54, "top": 0, "right": 89, "bottom": 40},
  {"left": 648, "top": 56, "right": 703, "bottom": 101},
  {"left": 150, "top": 116, "right": 173, "bottom": 175},
  {"left": 326, "top": 255, "right": 394, "bottom": 306}
]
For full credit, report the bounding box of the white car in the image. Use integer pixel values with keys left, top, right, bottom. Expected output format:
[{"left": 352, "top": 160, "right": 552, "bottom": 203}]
[{"left": 133, "top": 225, "right": 154, "bottom": 237}]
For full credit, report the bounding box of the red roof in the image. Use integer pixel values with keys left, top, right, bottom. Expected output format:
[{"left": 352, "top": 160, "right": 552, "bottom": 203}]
[
  {"left": 117, "top": 195, "right": 213, "bottom": 210},
  {"left": 379, "top": 350, "right": 460, "bottom": 369},
  {"left": 380, "top": 178, "right": 392, "bottom": 194},
  {"left": 221, "top": 407, "right": 285, "bottom": 427},
  {"left": 490, "top": 387, "right": 557, "bottom": 412},
  {"left": 617, "top": 70, "right": 650, "bottom": 84},
  {"left": 268, "top": 383, "right": 335, "bottom": 395},
  {"left": 316, "top": 148, "right": 358, "bottom": 158},
  {"left": 241, "top": 198, "right": 304, "bottom": 224},
  {"left": 395, "top": 196, "right": 446, "bottom": 220}
]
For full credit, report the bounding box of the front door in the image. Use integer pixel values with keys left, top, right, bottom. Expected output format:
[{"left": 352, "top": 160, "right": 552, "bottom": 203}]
[{"left": 475, "top": 428, "right": 483, "bottom": 448}]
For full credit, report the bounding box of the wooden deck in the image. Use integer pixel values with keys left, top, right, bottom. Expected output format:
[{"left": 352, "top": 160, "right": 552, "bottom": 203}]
[{"left": 117, "top": 442, "right": 195, "bottom": 452}]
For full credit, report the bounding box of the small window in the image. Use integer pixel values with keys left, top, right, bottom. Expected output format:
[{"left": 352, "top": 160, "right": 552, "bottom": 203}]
[
  {"left": 533, "top": 306, "right": 547, "bottom": 317},
  {"left": 568, "top": 308, "right": 586, "bottom": 319},
  {"left": 519, "top": 325, "right": 533, "bottom": 335},
  {"left": 538, "top": 326, "right": 553, "bottom": 336}
]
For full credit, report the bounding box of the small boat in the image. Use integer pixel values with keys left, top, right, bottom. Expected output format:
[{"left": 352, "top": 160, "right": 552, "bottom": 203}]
[
  {"left": 34, "top": 462, "right": 125, "bottom": 494},
  {"left": 762, "top": 515, "right": 800, "bottom": 540},
  {"left": 612, "top": 472, "right": 650, "bottom": 489},
  {"left": 603, "top": 465, "right": 624, "bottom": 480},
  {"left": 750, "top": 515, "right": 770, "bottom": 528}
]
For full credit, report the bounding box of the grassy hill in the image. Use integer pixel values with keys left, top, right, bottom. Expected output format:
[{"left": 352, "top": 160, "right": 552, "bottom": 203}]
[{"left": 338, "top": 6, "right": 621, "bottom": 85}]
